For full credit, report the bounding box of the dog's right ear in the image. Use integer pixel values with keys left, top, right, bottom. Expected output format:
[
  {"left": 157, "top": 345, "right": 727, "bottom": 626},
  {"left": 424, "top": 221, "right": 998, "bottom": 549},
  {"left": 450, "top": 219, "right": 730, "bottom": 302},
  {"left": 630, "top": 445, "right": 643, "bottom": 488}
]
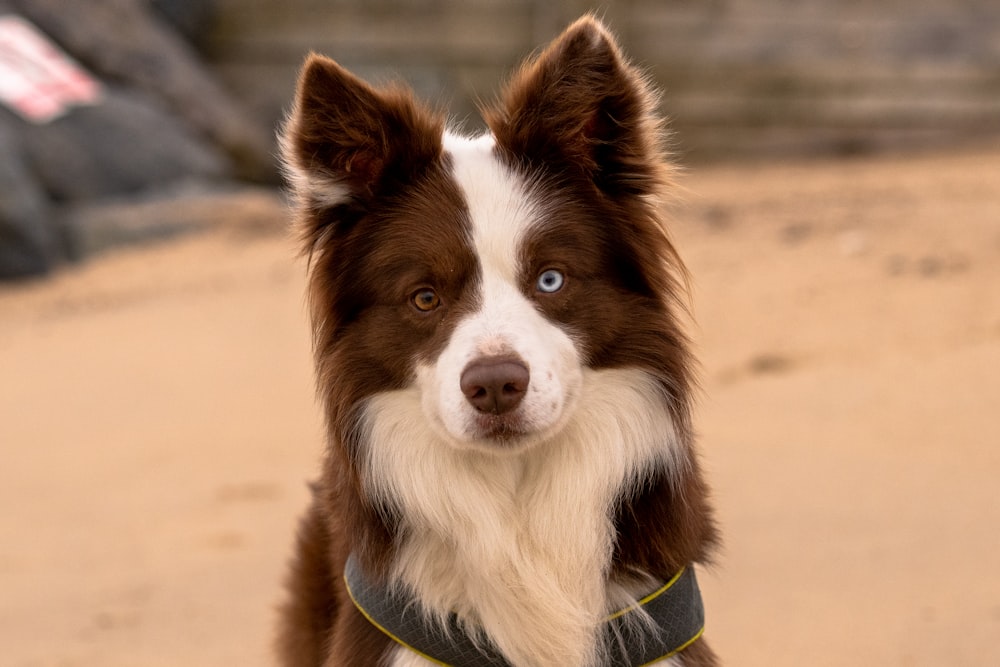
[{"left": 280, "top": 54, "right": 444, "bottom": 240}]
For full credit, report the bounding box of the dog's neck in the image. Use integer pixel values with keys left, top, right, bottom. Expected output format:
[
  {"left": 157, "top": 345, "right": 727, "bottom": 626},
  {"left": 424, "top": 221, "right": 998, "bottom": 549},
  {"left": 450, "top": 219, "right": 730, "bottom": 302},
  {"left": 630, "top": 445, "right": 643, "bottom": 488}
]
[
  {"left": 345, "top": 552, "right": 704, "bottom": 667},
  {"left": 359, "top": 367, "right": 686, "bottom": 666}
]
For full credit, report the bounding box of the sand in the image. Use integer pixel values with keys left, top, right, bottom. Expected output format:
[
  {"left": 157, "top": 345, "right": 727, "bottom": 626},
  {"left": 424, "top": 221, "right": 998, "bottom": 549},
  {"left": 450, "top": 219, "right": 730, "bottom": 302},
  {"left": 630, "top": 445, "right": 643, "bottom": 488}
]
[{"left": 2, "top": 147, "right": 998, "bottom": 666}]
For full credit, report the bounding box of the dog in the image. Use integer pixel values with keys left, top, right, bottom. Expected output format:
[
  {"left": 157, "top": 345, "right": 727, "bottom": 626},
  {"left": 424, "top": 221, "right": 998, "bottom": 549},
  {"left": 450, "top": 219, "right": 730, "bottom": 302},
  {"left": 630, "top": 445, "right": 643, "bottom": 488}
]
[{"left": 276, "top": 15, "right": 719, "bottom": 667}]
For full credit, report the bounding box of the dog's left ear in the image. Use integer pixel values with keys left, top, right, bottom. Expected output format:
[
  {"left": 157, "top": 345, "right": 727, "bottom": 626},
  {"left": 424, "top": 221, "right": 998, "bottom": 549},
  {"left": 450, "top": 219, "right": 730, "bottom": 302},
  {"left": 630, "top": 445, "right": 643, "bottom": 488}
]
[{"left": 485, "top": 16, "right": 665, "bottom": 197}]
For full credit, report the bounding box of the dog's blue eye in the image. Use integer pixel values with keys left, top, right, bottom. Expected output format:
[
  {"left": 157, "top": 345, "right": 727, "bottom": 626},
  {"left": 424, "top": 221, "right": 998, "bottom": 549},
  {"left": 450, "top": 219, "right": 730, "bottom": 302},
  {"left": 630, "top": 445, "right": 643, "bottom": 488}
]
[{"left": 536, "top": 269, "right": 564, "bottom": 293}]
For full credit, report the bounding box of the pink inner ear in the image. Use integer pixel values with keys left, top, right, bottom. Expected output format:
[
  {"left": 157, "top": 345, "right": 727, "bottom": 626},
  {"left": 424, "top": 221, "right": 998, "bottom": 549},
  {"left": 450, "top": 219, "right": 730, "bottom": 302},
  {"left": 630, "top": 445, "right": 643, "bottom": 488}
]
[
  {"left": 346, "top": 151, "right": 384, "bottom": 185},
  {"left": 580, "top": 109, "right": 601, "bottom": 142}
]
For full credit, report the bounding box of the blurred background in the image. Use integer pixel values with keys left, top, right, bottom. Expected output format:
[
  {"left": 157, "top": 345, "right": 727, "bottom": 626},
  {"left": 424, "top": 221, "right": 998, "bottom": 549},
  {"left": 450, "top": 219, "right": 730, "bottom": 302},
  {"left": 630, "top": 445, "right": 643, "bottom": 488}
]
[
  {"left": 207, "top": 0, "right": 1000, "bottom": 160},
  {"left": 1, "top": 1, "right": 999, "bottom": 666},
  {"left": 3, "top": 0, "right": 1000, "bottom": 278}
]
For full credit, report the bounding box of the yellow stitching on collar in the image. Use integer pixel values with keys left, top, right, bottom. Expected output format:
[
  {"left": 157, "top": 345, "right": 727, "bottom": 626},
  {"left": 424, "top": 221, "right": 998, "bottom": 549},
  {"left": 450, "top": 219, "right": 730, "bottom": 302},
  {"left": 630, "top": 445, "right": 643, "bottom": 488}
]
[
  {"left": 345, "top": 564, "right": 700, "bottom": 666},
  {"left": 606, "top": 566, "right": 687, "bottom": 621},
  {"left": 343, "top": 572, "right": 455, "bottom": 667}
]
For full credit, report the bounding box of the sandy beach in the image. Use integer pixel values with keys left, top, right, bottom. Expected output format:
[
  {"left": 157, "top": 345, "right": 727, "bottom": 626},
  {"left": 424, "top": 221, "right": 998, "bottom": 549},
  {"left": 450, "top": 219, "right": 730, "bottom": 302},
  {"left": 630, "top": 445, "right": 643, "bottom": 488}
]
[{"left": 2, "top": 147, "right": 998, "bottom": 666}]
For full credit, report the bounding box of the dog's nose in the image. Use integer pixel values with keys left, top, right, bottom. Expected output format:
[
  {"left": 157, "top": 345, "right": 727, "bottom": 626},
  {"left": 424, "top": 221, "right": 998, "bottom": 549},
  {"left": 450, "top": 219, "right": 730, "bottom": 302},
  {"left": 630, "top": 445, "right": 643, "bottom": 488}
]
[{"left": 460, "top": 357, "right": 530, "bottom": 415}]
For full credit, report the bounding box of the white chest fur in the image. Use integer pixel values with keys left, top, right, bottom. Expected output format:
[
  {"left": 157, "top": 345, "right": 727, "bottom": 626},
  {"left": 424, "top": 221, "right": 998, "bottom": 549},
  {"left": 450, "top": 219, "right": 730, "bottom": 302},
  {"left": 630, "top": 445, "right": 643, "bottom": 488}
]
[{"left": 361, "top": 367, "right": 681, "bottom": 667}]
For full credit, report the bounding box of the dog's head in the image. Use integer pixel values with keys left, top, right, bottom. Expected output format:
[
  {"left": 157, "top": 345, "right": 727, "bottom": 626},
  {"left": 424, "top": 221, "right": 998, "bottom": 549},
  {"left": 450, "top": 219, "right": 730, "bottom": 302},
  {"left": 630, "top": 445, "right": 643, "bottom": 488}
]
[{"left": 281, "top": 16, "right": 692, "bottom": 457}]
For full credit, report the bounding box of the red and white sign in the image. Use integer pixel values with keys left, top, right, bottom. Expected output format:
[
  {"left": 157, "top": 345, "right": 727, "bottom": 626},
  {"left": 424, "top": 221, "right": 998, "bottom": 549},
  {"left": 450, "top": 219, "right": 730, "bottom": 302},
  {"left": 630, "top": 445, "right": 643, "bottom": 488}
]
[{"left": 0, "top": 15, "right": 101, "bottom": 123}]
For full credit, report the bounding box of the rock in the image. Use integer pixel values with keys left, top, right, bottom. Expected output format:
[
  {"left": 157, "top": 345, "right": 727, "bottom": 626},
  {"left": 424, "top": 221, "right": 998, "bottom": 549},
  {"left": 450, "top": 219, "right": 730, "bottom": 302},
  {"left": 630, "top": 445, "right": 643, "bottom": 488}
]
[
  {"left": 13, "top": 0, "right": 275, "bottom": 182},
  {"left": 18, "top": 87, "right": 229, "bottom": 202},
  {"left": 0, "top": 120, "right": 59, "bottom": 279},
  {"left": 150, "top": 0, "right": 216, "bottom": 45},
  {"left": 62, "top": 184, "right": 286, "bottom": 259},
  {"left": 0, "top": 3, "right": 283, "bottom": 279}
]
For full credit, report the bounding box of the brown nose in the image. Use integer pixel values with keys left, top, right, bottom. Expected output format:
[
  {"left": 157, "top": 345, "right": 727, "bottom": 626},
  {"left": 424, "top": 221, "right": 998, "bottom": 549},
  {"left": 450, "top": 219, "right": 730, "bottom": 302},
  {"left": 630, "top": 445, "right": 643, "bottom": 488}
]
[{"left": 460, "top": 358, "right": 530, "bottom": 415}]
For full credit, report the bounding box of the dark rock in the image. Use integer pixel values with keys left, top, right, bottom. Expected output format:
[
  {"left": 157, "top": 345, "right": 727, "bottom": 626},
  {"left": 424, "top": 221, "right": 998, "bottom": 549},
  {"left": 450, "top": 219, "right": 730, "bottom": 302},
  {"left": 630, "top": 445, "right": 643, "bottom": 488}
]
[
  {"left": 63, "top": 184, "right": 286, "bottom": 259},
  {"left": 18, "top": 87, "right": 228, "bottom": 202},
  {"left": 13, "top": 0, "right": 275, "bottom": 182},
  {"left": 150, "top": 0, "right": 217, "bottom": 46},
  {"left": 0, "top": 120, "right": 59, "bottom": 279}
]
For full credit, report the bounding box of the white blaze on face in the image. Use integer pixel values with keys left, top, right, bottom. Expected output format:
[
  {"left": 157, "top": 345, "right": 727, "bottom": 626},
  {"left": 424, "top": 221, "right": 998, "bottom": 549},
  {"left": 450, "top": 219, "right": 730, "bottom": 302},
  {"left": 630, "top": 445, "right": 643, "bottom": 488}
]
[{"left": 415, "top": 132, "right": 583, "bottom": 450}]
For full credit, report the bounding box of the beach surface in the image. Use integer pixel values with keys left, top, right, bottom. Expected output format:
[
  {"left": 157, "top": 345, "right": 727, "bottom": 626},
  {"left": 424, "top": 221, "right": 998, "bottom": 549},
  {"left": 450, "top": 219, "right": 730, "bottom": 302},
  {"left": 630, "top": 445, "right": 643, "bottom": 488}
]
[{"left": 2, "top": 147, "right": 998, "bottom": 666}]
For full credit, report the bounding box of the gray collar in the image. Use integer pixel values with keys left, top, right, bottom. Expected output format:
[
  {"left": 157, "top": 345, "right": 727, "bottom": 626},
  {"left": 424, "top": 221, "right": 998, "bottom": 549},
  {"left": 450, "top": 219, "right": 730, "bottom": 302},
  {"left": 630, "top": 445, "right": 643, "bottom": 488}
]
[{"left": 344, "top": 554, "right": 705, "bottom": 666}]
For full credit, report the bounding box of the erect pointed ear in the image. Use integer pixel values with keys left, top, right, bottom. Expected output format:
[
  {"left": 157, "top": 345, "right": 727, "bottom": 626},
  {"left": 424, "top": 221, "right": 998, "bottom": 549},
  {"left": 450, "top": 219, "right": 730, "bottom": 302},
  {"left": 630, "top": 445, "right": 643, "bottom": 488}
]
[
  {"left": 484, "top": 16, "right": 667, "bottom": 197},
  {"left": 280, "top": 54, "right": 444, "bottom": 210}
]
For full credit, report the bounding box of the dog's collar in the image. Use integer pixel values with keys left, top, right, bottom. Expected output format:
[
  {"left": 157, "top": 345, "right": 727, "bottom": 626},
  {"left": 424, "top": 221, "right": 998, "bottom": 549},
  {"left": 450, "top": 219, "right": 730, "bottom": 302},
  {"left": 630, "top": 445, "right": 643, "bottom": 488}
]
[{"left": 344, "top": 553, "right": 705, "bottom": 666}]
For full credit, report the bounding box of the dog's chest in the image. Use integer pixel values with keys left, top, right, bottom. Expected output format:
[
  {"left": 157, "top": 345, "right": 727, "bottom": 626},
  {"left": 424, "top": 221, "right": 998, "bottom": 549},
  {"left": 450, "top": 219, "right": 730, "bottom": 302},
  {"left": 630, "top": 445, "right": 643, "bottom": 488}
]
[
  {"left": 361, "top": 366, "right": 683, "bottom": 667},
  {"left": 388, "top": 452, "right": 617, "bottom": 666}
]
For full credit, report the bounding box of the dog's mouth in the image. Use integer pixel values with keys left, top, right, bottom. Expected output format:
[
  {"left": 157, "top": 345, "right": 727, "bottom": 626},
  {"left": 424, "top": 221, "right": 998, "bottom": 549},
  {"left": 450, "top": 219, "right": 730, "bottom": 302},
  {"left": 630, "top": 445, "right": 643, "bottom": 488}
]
[{"left": 472, "top": 413, "right": 530, "bottom": 446}]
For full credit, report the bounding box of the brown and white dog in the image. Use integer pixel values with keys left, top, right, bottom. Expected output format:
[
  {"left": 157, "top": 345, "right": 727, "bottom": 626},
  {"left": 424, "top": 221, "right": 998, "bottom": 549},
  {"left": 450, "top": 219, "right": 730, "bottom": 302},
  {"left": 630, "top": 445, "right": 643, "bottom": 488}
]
[{"left": 277, "top": 15, "right": 719, "bottom": 667}]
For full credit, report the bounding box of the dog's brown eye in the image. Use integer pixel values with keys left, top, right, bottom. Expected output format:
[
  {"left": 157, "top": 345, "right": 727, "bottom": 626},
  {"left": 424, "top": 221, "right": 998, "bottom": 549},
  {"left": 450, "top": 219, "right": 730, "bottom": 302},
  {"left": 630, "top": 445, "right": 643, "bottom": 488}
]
[{"left": 411, "top": 289, "right": 440, "bottom": 312}]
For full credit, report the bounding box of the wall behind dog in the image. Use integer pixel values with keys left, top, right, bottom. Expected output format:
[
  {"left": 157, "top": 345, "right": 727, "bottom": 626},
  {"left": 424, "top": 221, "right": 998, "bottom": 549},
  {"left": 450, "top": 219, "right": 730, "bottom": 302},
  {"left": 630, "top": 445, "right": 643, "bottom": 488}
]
[{"left": 206, "top": 0, "right": 1000, "bottom": 161}]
